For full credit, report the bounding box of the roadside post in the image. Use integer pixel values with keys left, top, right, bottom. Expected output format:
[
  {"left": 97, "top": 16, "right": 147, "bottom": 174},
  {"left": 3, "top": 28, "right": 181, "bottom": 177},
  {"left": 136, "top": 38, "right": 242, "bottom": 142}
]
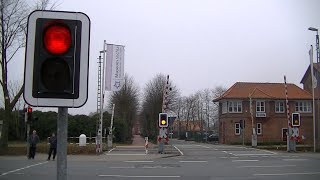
[{"left": 145, "top": 137, "right": 149, "bottom": 154}]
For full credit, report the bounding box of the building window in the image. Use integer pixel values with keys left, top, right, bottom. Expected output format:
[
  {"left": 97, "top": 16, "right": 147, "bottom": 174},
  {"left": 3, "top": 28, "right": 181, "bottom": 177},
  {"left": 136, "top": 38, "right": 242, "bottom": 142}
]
[
  {"left": 228, "top": 101, "right": 242, "bottom": 113},
  {"left": 256, "top": 101, "right": 265, "bottom": 112},
  {"left": 275, "top": 101, "right": 284, "bottom": 113},
  {"left": 222, "top": 102, "right": 227, "bottom": 114},
  {"left": 235, "top": 123, "right": 240, "bottom": 135},
  {"left": 295, "top": 101, "right": 311, "bottom": 113},
  {"left": 257, "top": 123, "right": 262, "bottom": 135}
]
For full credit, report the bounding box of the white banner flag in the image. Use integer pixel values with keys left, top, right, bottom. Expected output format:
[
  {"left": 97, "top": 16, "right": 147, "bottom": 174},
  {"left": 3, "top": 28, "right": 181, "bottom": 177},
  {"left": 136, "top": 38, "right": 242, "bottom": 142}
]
[{"left": 105, "top": 44, "right": 125, "bottom": 91}]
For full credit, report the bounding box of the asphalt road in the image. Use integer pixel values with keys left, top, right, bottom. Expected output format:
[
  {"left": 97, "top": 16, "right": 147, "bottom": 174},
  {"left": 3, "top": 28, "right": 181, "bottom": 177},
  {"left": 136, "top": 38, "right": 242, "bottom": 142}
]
[{"left": 1, "top": 139, "right": 320, "bottom": 180}]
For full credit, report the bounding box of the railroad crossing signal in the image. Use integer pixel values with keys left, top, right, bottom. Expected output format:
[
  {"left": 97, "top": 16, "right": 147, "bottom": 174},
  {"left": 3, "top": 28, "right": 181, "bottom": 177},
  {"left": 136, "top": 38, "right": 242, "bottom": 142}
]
[
  {"left": 159, "top": 113, "right": 168, "bottom": 128},
  {"left": 292, "top": 113, "right": 300, "bottom": 127},
  {"left": 24, "top": 10, "right": 90, "bottom": 107}
]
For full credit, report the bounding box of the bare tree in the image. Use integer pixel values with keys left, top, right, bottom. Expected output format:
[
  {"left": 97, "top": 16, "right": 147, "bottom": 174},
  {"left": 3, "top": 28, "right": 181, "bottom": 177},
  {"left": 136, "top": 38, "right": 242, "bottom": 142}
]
[
  {"left": 140, "top": 74, "right": 179, "bottom": 141},
  {"left": 0, "top": 0, "right": 57, "bottom": 149}
]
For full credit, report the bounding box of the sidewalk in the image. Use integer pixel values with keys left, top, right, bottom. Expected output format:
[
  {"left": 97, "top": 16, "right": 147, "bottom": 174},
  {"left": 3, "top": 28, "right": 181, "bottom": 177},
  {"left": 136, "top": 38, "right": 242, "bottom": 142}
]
[{"left": 131, "top": 135, "right": 155, "bottom": 148}]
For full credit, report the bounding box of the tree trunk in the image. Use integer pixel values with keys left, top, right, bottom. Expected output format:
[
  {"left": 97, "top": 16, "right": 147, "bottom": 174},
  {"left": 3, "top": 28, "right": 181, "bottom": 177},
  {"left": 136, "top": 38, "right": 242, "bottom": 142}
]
[{"left": 0, "top": 109, "right": 10, "bottom": 149}]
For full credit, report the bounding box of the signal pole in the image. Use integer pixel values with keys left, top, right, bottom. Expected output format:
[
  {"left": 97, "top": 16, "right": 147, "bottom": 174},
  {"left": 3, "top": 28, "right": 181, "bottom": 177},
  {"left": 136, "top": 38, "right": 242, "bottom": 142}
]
[{"left": 158, "top": 75, "right": 170, "bottom": 153}]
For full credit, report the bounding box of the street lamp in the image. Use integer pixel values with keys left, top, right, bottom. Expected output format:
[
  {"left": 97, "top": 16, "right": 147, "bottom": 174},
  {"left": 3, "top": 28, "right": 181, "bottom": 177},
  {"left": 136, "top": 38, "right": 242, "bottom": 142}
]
[
  {"left": 308, "top": 27, "right": 319, "bottom": 63},
  {"left": 308, "top": 27, "right": 319, "bottom": 152}
]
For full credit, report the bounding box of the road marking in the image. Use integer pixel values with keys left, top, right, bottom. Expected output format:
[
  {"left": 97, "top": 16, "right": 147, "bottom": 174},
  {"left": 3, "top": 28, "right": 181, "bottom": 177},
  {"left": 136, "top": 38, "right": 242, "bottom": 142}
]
[
  {"left": 99, "top": 175, "right": 181, "bottom": 178},
  {"left": 282, "top": 159, "right": 308, "bottom": 161},
  {"left": 196, "top": 145, "right": 210, "bottom": 148},
  {"left": 0, "top": 161, "right": 48, "bottom": 177},
  {"left": 116, "top": 146, "right": 145, "bottom": 148},
  {"left": 232, "top": 160, "right": 259, "bottom": 162},
  {"left": 220, "top": 157, "right": 228, "bottom": 158},
  {"left": 124, "top": 161, "right": 154, "bottom": 163},
  {"left": 173, "top": 145, "right": 184, "bottom": 155},
  {"left": 260, "top": 149, "right": 277, "bottom": 155},
  {"left": 107, "top": 148, "right": 115, "bottom": 153},
  {"left": 109, "top": 167, "right": 135, "bottom": 169},
  {"left": 254, "top": 172, "right": 320, "bottom": 176},
  {"left": 106, "top": 154, "right": 147, "bottom": 156},
  {"left": 179, "top": 161, "right": 207, "bottom": 163},
  {"left": 238, "top": 165, "right": 297, "bottom": 168},
  {"left": 234, "top": 153, "right": 275, "bottom": 156}
]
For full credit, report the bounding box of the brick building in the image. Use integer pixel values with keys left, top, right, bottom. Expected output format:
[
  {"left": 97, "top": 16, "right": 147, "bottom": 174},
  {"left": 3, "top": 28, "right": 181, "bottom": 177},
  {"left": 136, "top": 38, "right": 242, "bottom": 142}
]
[
  {"left": 214, "top": 82, "right": 313, "bottom": 144},
  {"left": 300, "top": 62, "right": 320, "bottom": 148}
]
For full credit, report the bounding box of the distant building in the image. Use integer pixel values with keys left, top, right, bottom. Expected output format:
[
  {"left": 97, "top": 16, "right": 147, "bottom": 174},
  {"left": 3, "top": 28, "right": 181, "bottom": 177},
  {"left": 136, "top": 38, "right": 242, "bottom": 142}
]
[
  {"left": 214, "top": 82, "right": 313, "bottom": 144},
  {"left": 171, "top": 120, "right": 203, "bottom": 135},
  {"left": 300, "top": 63, "right": 320, "bottom": 148}
]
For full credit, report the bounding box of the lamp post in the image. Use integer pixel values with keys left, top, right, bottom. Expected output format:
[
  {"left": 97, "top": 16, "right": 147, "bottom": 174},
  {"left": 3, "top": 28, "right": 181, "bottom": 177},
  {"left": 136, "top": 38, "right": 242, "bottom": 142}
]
[
  {"left": 308, "top": 27, "right": 319, "bottom": 63},
  {"left": 309, "top": 27, "right": 319, "bottom": 152}
]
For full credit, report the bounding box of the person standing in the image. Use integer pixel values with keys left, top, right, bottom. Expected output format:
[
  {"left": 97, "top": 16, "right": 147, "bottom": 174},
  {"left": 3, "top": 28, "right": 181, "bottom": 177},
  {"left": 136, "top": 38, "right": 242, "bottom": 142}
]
[
  {"left": 47, "top": 132, "right": 57, "bottom": 161},
  {"left": 28, "top": 130, "right": 39, "bottom": 159}
]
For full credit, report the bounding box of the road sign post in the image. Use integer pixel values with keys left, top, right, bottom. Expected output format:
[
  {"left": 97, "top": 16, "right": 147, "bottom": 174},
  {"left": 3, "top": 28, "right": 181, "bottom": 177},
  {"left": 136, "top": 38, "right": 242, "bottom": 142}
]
[
  {"left": 24, "top": 10, "right": 90, "bottom": 107},
  {"left": 24, "top": 10, "right": 90, "bottom": 180}
]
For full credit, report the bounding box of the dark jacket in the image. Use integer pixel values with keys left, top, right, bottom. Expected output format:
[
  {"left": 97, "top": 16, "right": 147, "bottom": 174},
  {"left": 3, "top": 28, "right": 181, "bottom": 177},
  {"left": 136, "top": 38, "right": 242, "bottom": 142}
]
[
  {"left": 49, "top": 136, "right": 57, "bottom": 148},
  {"left": 28, "top": 134, "right": 39, "bottom": 147}
]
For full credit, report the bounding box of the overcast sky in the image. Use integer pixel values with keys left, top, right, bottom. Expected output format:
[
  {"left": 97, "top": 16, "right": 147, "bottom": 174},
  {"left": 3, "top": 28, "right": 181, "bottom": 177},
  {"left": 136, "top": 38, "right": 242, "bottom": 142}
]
[{"left": 9, "top": 0, "right": 320, "bottom": 115}]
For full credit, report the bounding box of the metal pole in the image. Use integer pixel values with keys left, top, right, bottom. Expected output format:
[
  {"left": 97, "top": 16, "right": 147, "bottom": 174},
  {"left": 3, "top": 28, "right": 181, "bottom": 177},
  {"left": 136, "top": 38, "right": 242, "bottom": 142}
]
[
  {"left": 57, "top": 107, "right": 68, "bottom": 180},
  {"left": 97, "top": 41, "right": 107, "bottom": 153},
  {"left": 316, "top": 33, "right": 319, "bottom": 63},
  {"left": 310, "top": 45, "right": 316, "bottom": 152},
  {"left": 284, "top": 76, "right": 295, "bottom": 152},
  {"left": 108, "top": 104, "right": 115, "bottom": 148}
]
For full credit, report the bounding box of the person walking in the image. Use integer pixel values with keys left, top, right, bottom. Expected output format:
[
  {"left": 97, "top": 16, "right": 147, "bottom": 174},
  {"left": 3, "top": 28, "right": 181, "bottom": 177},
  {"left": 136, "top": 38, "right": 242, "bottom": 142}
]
[
  {"left": 47, "top": 132, "right": 57, "bottom": 161},
  {"left": 28, "top": 130, "right": 39, "bottom": 159}
]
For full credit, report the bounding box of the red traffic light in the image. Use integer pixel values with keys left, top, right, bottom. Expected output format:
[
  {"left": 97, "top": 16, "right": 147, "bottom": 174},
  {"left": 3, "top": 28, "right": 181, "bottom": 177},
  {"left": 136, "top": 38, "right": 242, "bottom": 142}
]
[
  {"left": 27, "top": 107, "right": 32, "bottom": 113},
  {"left": 44, "top": 24, "right": 71, "bottom": 55}
]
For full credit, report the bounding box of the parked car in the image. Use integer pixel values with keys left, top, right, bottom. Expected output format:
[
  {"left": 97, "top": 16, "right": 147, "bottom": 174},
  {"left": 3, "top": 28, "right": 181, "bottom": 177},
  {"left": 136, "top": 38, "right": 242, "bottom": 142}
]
[{"left": 207, "top": 133, "right": 219, "bottom": 142}]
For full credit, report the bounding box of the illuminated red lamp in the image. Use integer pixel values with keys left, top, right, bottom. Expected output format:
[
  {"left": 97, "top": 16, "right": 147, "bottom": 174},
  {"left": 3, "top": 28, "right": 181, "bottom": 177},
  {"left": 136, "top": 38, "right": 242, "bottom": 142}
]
[{"left": 43, "top": 24, "right": 71, "bottom": 55}]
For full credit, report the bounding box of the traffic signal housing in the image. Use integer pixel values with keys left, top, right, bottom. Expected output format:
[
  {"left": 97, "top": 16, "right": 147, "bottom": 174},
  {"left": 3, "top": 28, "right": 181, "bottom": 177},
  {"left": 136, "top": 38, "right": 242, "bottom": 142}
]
[
  {"left": 27, "top": 107, "right": 33, "bottom": 122},
  {"left": 292, "top": 113, "right": 300, "bottom": 127},
  {"left": 24, "top": 10, "right": 90, "bottom": 107},
  {"left": 239, "top": 120, "right": 245, "bottom": 129},
  {"left": 159, "top": 113, "right": 168, "bottom": 128}
]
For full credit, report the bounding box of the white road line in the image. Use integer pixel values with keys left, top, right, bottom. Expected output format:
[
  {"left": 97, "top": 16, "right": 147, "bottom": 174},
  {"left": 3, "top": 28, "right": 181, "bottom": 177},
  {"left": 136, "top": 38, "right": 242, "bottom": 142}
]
[
  {"left": 260, "top": 149, "right": 277, "bottom": 155},
  {"left": 107, "top": 148, "right": 115, "bottom": 153},
  {"left": 106, "top": 154, "right": 147, "bottom": 156},
  {"left": 0, "top": 161, "right": 48, "bottom": 177},
  {"left": 238, "top": 165, "right": 297, "bottom": 168},
  {"left": 116, "top": 146, "right": 145, "bottom": 148},
  {"left": 254, "top": 172, "right": 320, "bottom": 176},
  {"left": 282, "top": 159, "right": 308, "bottom": 161},
  {"left": 173, "top": 145, "right": 184, "bottom": 156},
  {"left": 99, "top": 175, "right": 181, "bottom": 178},
  {"left": 234, "top": 153, "right": 275, "bottom": 156},
  {"left": 109, "top": 167, "right": 135, "bottom": 169},
  {"left": 124, "top": 161, "right": 154, "bottom": 163},
  {"left": 196, "top": 145, "right": 210, "bottom": 148},
  {"left": 179, "top": 161, "right": 207, "bottom": 163},
  {"left": 232, "top": 160, "right": 259, "bottom": 162}
]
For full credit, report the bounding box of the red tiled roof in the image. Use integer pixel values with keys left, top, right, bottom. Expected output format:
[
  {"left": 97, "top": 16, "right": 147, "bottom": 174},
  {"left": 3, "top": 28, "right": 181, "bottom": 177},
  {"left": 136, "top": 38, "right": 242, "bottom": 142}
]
[{"left": 214, "top": 82, "right": 312, "bottom": 101}]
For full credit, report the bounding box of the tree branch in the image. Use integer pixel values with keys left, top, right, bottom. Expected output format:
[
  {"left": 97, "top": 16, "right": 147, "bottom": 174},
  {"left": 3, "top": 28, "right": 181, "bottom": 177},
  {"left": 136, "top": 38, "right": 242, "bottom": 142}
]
[{"left": 9, "top": 84, "right": 23, "bottom": 111}]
